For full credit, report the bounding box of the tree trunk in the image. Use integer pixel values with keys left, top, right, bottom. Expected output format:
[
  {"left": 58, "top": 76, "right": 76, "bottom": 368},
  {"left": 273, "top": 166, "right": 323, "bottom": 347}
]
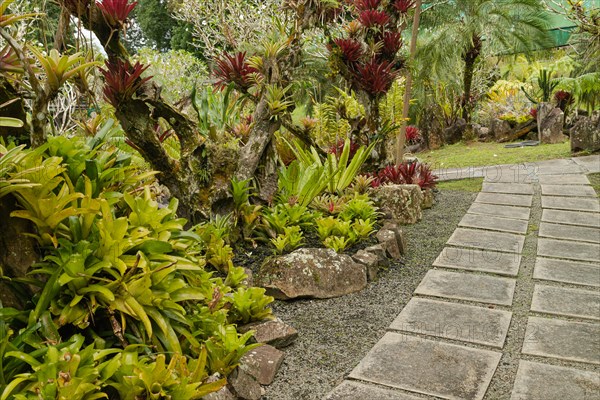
[
  {"left": 395, "top": 0, "right": 422, "bottom": 165},
  {"left": 235, "top": 96, "right": 280, "bottom": 182},
  {"left": 461, "top": 34, "right": 482, "bottom": 122}
]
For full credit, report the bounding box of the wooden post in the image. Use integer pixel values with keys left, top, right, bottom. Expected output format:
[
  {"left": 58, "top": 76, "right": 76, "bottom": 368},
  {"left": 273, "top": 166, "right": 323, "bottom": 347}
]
[{"left": 395, "top": 0, "right": 422, "bottom": 165}]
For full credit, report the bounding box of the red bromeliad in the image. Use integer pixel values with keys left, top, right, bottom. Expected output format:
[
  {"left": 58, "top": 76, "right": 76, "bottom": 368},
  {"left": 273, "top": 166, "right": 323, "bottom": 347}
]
[
  {"left": 381, "top": 31, "right": 402, "bottom": 58},
  {"left": 405, "top": 126, "right": 420, "bottom": 144},
  {"left": 354, "top": 0, "right": 381, "bottom": 11},
  {"left": 354, "top": 58, "right": 397, "bottom": 95},
  {"left": 358, "top": 9, "right": 390, "bottom": 28},
  {"left": 328, "top": 139, "right": 360, "bottom": 160},
  {"left": 391, "top": 0, "right": 416, "bottom": 14},
  {"left": 333, "top": 38, "right": 363, "bottom": 63},
  {"left": 99, "top": 59, "right": 151, "bottom": 107},
  {"left": 96, "top": 0, "right": 137, "bottom": 27},
  {"left": 370, "top": 162, "right": 437, "bottom": 189},
  {"left": 213, "top": 51, "right": 258, "bottom": 91}
]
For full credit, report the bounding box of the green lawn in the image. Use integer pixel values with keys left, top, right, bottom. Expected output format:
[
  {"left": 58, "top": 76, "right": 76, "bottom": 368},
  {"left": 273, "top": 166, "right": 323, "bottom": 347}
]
[
  {"left": 437, "top": 178, "right": 483, "bottom": 192},
  {"left": 420, "top": 141, "right": 571, "bottom": 169},
  {"left": 589, "top": 173, "right": 600, "bottom": 197}
]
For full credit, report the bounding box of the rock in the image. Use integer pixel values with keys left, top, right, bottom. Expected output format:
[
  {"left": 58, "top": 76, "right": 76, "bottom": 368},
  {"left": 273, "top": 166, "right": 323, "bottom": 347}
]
[
  {"left": 240, "top": 344, "right": 284, "bottom": 385},
  {"left": 0, "top": 196, "right": 39, "bottom": 308},
  {"left": 238, "top": 318, "right": 298, "bottom": 348},
  {"left": 228, "top": 368, "right": 262, "bottom": 400},
  {"left": 372, "top": 184, "right": 423, "bottom": 225},
  {"left": 478, "top": 126, "right": 490, "bottom": 140},
  {"left": 381, "top": 221, "right": 407, "bottom": 255},
  {"left": 422, "top": 188, "right": 435, "bottom": 209},
  {"left": 443, "top": 118, "right": 467, "bottom": 144},
  {"left": 490, "top": 118, "right": 512, "bottom": 141},
  {"left": 203, "top": 374, "right": 235, "bottom": 400},
  {"left": 537, "top": 103, "right": 567, "bottom": 144},
  {"left": 363, "top": 244, "right": 388, "bottom": 263},
  {"left": 255, "top": 248, "right": 367, "bottom": 300},
  {"left": 570, "top": 112, "right": 600, "bottom": 153},
  {"left": 353, "top": 250, "right": 381, "bottom": 281},
  {"left": 376, "top": 229, "right": 402, "bottom": 260}
]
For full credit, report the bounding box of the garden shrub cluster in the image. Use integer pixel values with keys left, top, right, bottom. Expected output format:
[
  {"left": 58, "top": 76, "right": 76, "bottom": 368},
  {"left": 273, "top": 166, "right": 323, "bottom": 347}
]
[{"left": 0, "top": 132, "right": 272, "bottom": 398}]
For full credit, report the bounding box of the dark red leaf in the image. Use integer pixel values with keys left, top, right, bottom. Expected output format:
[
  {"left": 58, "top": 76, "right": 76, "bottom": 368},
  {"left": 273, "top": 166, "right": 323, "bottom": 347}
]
[
  {"left": 333, "top": 38, "right": 363, "bottom": 63},
  {"left": 213, "top": 51, "right": 258, "bottom": 90},
  {"left": 96, "top": 0, "right": 137, "bottom": 26},
  {"left": 99, "top": 59, "right": 151, "bottom": 107},
  {"left": 358, "top": 10, "right": 390, "bottom": 28}
]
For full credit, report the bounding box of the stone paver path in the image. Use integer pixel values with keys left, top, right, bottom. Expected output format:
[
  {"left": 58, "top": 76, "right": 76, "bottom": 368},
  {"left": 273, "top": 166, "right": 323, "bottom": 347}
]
[{"left": 326, "top": 155, "right": 600, "bottom": 400}]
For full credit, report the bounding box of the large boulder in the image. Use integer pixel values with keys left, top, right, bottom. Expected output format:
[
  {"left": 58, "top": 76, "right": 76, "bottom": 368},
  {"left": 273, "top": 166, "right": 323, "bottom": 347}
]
[
  {"left": 443, "top": 118, "right": 467, "bottom": 144},
  {"left": 537, "top": 102, "right": 567, "bottom": 144},
  {"left": 255, "top": 249, "right": 367, "bottom": 300},
  {"left": 372, "top": 184, "right": 423, "bottom": 225},
  {"left": 490, "top": 118, "right": 512, "bottom": 142},
  {"left": 571, "top": 112, "right": 600, "bottom": 153}
]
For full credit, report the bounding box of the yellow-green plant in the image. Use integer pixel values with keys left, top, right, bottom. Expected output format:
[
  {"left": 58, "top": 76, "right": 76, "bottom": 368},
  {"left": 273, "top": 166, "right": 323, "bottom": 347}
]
[{"left": 29, "top": 48, "right": 98, "bottom": 94}]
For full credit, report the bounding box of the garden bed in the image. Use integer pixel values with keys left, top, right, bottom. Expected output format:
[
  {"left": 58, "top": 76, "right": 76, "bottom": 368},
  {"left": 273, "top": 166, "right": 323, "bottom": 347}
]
[{"left": 263, "top": 189, "right": 476, "bottom": 399}]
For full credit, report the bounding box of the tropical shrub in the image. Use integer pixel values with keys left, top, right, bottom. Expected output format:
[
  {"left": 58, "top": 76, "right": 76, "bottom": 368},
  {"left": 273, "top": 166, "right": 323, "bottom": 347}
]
[
  {"left": 0, "top": 136, "right": 273, "bottom": 398},
  {"left": 370, "top": 161, "right": 437, "bottom": 189}
]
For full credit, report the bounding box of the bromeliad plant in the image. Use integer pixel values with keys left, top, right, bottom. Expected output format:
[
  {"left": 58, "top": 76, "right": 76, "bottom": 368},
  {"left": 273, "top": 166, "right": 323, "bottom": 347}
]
[
  {"left": 328, "top": 0, "right": 415, "bottom": 163},
  {"left": 0, "top": 136, "right": 273, "bottom": 398},
  {"left": 370, "top": 161, "right": 437, "bottom": 189}
]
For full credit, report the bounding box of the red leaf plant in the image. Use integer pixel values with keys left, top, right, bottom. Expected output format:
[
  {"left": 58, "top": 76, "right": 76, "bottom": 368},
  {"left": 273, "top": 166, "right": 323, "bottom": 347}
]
[
  {"left": 371, "top": 162, "right": 437, "bottom": 189},
  {"left": 328, "top": 139, "right": 360, "bottom": 160},
  {"left": 213, "top": 51, "right": 258, "bottom": 91},
  {"left": 391, "top": 0, "right": 415, "bottom": 14},
  {"left": 358, "top": 10, "right": 390, "bottom": 28},
  {"left": 381, "top": 31, "right": 402, "bottom": 58},
  {"left": 333, "top": 38, "right": 363, "bottom": 63},
  {"left": 354, "top": 0, "right": 381, "bottom": 11},
  {"left": 96, "top": 0, "right": 137, "bottom": 27},
  {"left": 529, "top": 107, "right": 537, "bottom": 119},
  {"left": 353, "top": 58, "right": 397, "bottom": 96},
  {"left": 99, "top": 59, "right": 151, "bottom": 107},
  {"left": 405, "top": 125, "right": 420, "bottom": 144}
]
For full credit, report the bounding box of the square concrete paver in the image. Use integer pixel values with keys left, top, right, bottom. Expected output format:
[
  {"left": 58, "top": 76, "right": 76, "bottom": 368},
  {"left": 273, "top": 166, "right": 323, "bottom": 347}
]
[
  {"left": 542, "top": 196, "right": 600, "bottom": 212},
  {"left": 468, "top": 203, "right": 531, "bottom": 220},
  {"left": 522, "top": 316, "right": 600, "bottom": 365},
  {"left": 539, "top": 222, "right": 600, "bottom": 244},
  {"left": 511, "top": 360, "right": 600, "bottom": 400},
  {"left": 389, "top": 298, "right": 512, "bottom": 348},
  {"left": 475, "top": 192, "right": 533, "bottom": 207},
  {"left": 482, "top": 182, "right": 534, "bottom": 195},
  {"left": 482, "top": 164, "right": 537, "bottom": 184},
  {"left": 537, "top": 238, "right": 600, "bottom": 263},
  {"left": 531, "top": 284, "right": 600, "bottom": 321},
  {"left": 534, "top": 257, "right": 600, "bottom": 288},
  {"left": 541, "top": 184, "right": 597, "bottom": 197},
  {"left": 542, "top": 209, "right": 600, "bottom": 228},
  {"left": 573, "top": 155, "right": 600, "bottom": 173},
  {"left": 459, "top": 214, "right": 529, "bottom": 235},
  {"left": 537, "top": 174, "right": 591, "bottom": 185},
  {"left": 448, "top": 228, "right": 525, "bottom": 254},
  {"left": 433, "top": 247, "right": 521, "bottom": 277},
  {"left": 415, "top": 270, "right": 516, "bottom": 306},
  {"left": 349, "top": 333, "right": 502, "bottom": 400},
  {"left": 324, "top": 381, "right": 422, "bottom": 400}
]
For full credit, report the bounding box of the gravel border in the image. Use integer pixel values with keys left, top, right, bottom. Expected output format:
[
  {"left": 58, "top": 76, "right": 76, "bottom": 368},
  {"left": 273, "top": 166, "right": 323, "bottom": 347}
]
[{"left": 263, "top": 190, "right": 477, "bottom": 400}]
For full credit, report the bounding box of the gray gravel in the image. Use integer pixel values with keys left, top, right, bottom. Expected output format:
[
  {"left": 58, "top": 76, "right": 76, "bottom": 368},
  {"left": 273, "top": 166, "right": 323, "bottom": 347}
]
[{"left": 263, "top": 190, "right": 477, "bottom": 400}]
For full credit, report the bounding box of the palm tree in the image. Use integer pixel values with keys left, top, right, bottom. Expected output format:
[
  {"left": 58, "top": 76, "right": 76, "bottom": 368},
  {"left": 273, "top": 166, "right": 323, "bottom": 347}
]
[{"left": 417, "top": 0, "right": 552, "bottom": 122}]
